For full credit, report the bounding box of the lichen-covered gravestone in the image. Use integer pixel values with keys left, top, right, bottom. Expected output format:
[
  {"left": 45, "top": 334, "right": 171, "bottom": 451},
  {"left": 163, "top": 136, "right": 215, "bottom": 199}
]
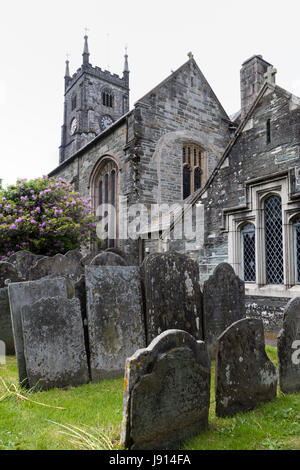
[
  {"left": 29, "top": 253, "right": 83, "bottom": 282},
  {"left": 21, "top": 297, "right": 89, "bottom": 390},
  {"left": 85, "top": 266, "right": 146, "bottom": 380},
  {"left": 203, "top": 263, "right": 245, "bottom": 357},
  {"left": 0, "top": 262, "right": 22, "bottom": 287},
  {"left": 278, "top": 297, "right": 300, "bottom": 394},
  {"left": 215, "top": 318, "right": 277, "bottom": 417},
  {"left": 121, "top": 330, "right": 211, "bottom": 450},
  {"left": 8, "top": 278, "right": 73, "bottom": 387},
  {"left": 8, "top": 251, "right": 46, "bottom": 280},
  {"left": 141, "top": 253, "right": 203, "bottom": 344},
  {"left": 0, "top": 287, "right": 15, "bottom": 354}
]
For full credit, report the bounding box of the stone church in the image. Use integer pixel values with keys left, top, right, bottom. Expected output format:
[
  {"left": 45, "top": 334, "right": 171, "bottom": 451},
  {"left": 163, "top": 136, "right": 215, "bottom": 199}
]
[{"left": 49, "top": 36, "right": 300, "bottom": 326}]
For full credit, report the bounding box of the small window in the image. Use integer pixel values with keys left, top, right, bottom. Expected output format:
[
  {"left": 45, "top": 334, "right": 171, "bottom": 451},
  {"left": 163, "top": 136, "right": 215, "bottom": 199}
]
[
  {"left": 182, "top": 143, "right": 204, "bottom": 198},
  {"left": 71, "top": 95, "right": 77, "bottom": 111},
  {"left": 241, "top": 223, "right": 256, "bottom": 282},
  {"left": 266, "top": 119, "right": 271, "bottom": 144},
  {"left": 102, "top": 91, "right": 113, "bottom": 108}
]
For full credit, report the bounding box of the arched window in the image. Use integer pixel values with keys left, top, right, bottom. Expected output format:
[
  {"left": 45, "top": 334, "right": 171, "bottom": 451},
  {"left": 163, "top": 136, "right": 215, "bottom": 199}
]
[
  {"left": 293, "top": 217, "right": 300, "bottom": 284},
  {"left": 71, "top": 94, "right": 77, "bottom": 111},
  {"left": 93, "top": 158, "right": 119, "bottom": 248},
  {"left": 265, "top": 195, "right": 284, "bottom": 284},
  {"left": 183, "top": 166, "right": 191, "bottom": 200},
  {"left": 102, "top": 89, "right": 114, "bottom": 108},
  {"left": 241, "top": 223, "right": 256, "bottom": 282},
  {"left": 182, "top": 143, "right": 204, "bottom": 199}
]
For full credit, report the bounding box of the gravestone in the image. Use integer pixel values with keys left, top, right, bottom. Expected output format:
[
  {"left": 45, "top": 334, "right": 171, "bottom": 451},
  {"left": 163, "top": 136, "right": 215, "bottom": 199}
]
[
  {"left": 0, "top": 287, "right": 15, "bottom": 354},
  {"left": 29, "top": 253, "right": 83, "bottom": 282},
  {"left": 90, "top": 251, "right": 127, "bottom": 266},
  {"left": 21, "top": 297, "right": 89, "bottom": 390},
  {"left": 8, "top": 251, "right": 46, "bottom": 280},
  {"left": 0, "top": 262, "right": 22, "bottom": 288},
  {"left": 81, "top": 250, "right": 99, "bottom": 266},
  {"left": 105, "top": 247, "right": 130, "bottom": 264},
  {"left": 215, "top": 318, "right": 277, "bottom": 418},
  {"left": 278, "top": 297, "right": 300, "bottom": 394},
  {"left": 141, "top": 252, "right": 203, "bottom": 344},
  {"left": 203, "top": 263, "right": 245, "bottom": 357},
  {"left": 85, "top": 266, "right": 145, "bottom": 380},
  {"left": 8, "top": 278, "right": 73, "bottom": 387},
  {"left": 65, "top": 249, "right": 83, "bottom": 264},
  {"left": 121, "top": 330, "right": 211, "bottom": 450}
]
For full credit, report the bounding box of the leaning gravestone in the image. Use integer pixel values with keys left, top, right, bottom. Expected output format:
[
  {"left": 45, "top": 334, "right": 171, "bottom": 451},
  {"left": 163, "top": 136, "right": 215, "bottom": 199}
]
[
  {"left": 203, "top": 263, "right": 245, "bottom": 357},
  {"left": 215, "top": 318, "right": 277, "bottom": 417},
  {"left": 8, "top": 278, "right": 73, "bottom": 387},
  {"left": 141, "top": 253, "right": 203, "bottom": 344},
  {"left": 8, "top": 251, "right": 46, "bottom": 280},
  {"left": 90, "top": 251, "right": 127, "bottom": 266},
  {"left": 85, "top": 266, "right": 145, "bottom": 380},
  {"left": 278, "top": 297, "right": 300, "bottom": 394},
  {"left": 0, "top": 287, "right": 15, "bottom": 354},
  {"left": 0, "top": 262, "right": 22, "bottom": 288},
  {"left": 121, "top": 329, "right": 211, "bottom": 450},
  {"left": 21, "top": 297, "right": 89, "bottom": 390},
  {"left": 65, "top": 249, "right": 83, "bottom": 264},
  {"left": 29, "top": 253, "right": 83, "bottom": 282}
]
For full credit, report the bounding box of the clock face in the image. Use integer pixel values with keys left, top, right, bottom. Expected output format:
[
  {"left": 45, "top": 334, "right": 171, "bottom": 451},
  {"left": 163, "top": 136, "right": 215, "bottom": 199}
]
[
  {"left": 70, "top": 118, "right": 78, "bottom": 135},
  {"left": 100, "top": 115, "right": 113, "bottom": 131}
]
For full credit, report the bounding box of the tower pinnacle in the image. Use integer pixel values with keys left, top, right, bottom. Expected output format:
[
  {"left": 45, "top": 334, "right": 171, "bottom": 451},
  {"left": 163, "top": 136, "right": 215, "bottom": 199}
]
[
  {"left": 82, "top": 33, "right": 90, "bottom": 66},
  {"left": 123, "top": 46, "right": 129, "bottom": 88},
  {"left": 64, "top": 55, "right": 71, "bottom": 89}
]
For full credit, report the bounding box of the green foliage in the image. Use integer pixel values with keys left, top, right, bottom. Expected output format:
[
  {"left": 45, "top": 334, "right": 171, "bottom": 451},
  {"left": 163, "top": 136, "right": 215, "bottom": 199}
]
[{"left": 0, "top": 176, "right": 97, "bottom": 258}]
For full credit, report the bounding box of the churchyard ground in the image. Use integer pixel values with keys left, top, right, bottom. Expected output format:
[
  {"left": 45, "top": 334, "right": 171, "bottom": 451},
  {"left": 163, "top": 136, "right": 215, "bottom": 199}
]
[{"left": 0, "top": 346, "right": 299, "bottom": 450}]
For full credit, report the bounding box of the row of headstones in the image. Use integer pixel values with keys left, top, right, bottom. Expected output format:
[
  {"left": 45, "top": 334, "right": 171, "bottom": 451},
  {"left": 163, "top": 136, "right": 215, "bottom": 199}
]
[
  {"left": 121, "top": 301, "right": 300, "bottom": 450},
  {"left": 3, "top": 250, "right": 223, "bottom": 389},
  {"left": 0, "top": 248, "right": 129, "bottom": 355}
]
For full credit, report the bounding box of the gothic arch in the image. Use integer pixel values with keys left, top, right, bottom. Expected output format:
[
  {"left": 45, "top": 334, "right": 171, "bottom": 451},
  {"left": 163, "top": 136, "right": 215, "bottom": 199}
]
[{"left": 89, "top": 155, "right": 121, "bottom": 247}]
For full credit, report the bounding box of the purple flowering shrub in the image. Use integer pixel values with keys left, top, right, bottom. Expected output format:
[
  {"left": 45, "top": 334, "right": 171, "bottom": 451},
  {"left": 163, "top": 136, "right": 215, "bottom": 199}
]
[{"left": 0, "top": 176, "right": 97, "bottom": 259}]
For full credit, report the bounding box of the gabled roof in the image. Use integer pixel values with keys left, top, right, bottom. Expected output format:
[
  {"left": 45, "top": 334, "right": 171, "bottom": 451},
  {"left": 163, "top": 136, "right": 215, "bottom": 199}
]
[
  {"left": 161, "top": 81, "right": 300, "bottom": 240},
  {"left": 136, "top": 57, "right": 230, "bottom": 121}
]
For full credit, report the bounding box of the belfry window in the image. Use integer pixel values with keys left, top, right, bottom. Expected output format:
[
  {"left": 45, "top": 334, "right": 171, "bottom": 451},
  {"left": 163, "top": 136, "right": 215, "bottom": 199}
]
[
  {"left": 102, "top": 90, "right": 114, "bottom": 108},
  {"left": 265, "top": 195, "right": 284, "bottom": 284},
  {"left": 182, "top": 143, "right": 203, "bottom": 199},
  {"left": 241, "top": 223, "right": 256, "bottom": 282}
]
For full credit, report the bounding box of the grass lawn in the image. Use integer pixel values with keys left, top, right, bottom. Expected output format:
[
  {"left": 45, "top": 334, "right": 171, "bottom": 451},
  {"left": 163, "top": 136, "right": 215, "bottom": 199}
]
[{"left": 0, "top": 346, "right": 299, "bottom": 450}]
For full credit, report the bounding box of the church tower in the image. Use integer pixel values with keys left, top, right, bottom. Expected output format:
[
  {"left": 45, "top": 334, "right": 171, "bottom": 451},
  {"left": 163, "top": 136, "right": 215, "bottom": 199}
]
[{"left": 59, "top": 35, "right": 130, "bottom": 163}]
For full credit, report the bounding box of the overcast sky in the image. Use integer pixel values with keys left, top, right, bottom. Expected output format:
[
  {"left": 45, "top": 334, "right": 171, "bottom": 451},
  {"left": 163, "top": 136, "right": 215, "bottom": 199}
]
[{"left": 1, "top": 0, "right": 300, "bottom": 187}]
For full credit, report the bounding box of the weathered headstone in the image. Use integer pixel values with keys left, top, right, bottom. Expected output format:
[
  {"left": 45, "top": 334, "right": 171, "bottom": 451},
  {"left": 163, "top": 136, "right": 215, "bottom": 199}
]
[
  {"left": 0, "top": 262, "right": 22, "bottom": 288},
  {"left": 0, "top": 287, "right": 15, "bottom": 354},
  {"left": 203, "top": 263, "right": 245, "bottom": 357},
  {"left": 215, "top": 318, "right": 277, "bottom": 417},
  {"left": 81, "top": 250, "right": 99, "bottom": 266},
  {"left": 8, "top": 251, "right": 46, "bottom": 280},
  {"left": 278, "top": 297, "right": 300, "bottom": 394},
  {"left": 105, "top": 247, "right": 130, "bottom": 264},
  {"left": 21, "top": 297, "right": 89, "bottom": 390},
  {"left": 121, "top": 329, "right": 211, "bottom": 450},
  {"left": 90, "top": 251, "right": 127, "bottom": 266},
  {"left": 8, "top": 278, "right": 73, "bottom": 387},
  {"left": 141, "top": 252, "right": 203, "bottom": 344},
  {"left": 29, "top": 253, "right": 83, "bottom": 282},
  {"left": 65, "top": 249, "right": 83, "bottom": 264},
  {"left": 85, "top": 266, "right": 145, "bottom": 380}
]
